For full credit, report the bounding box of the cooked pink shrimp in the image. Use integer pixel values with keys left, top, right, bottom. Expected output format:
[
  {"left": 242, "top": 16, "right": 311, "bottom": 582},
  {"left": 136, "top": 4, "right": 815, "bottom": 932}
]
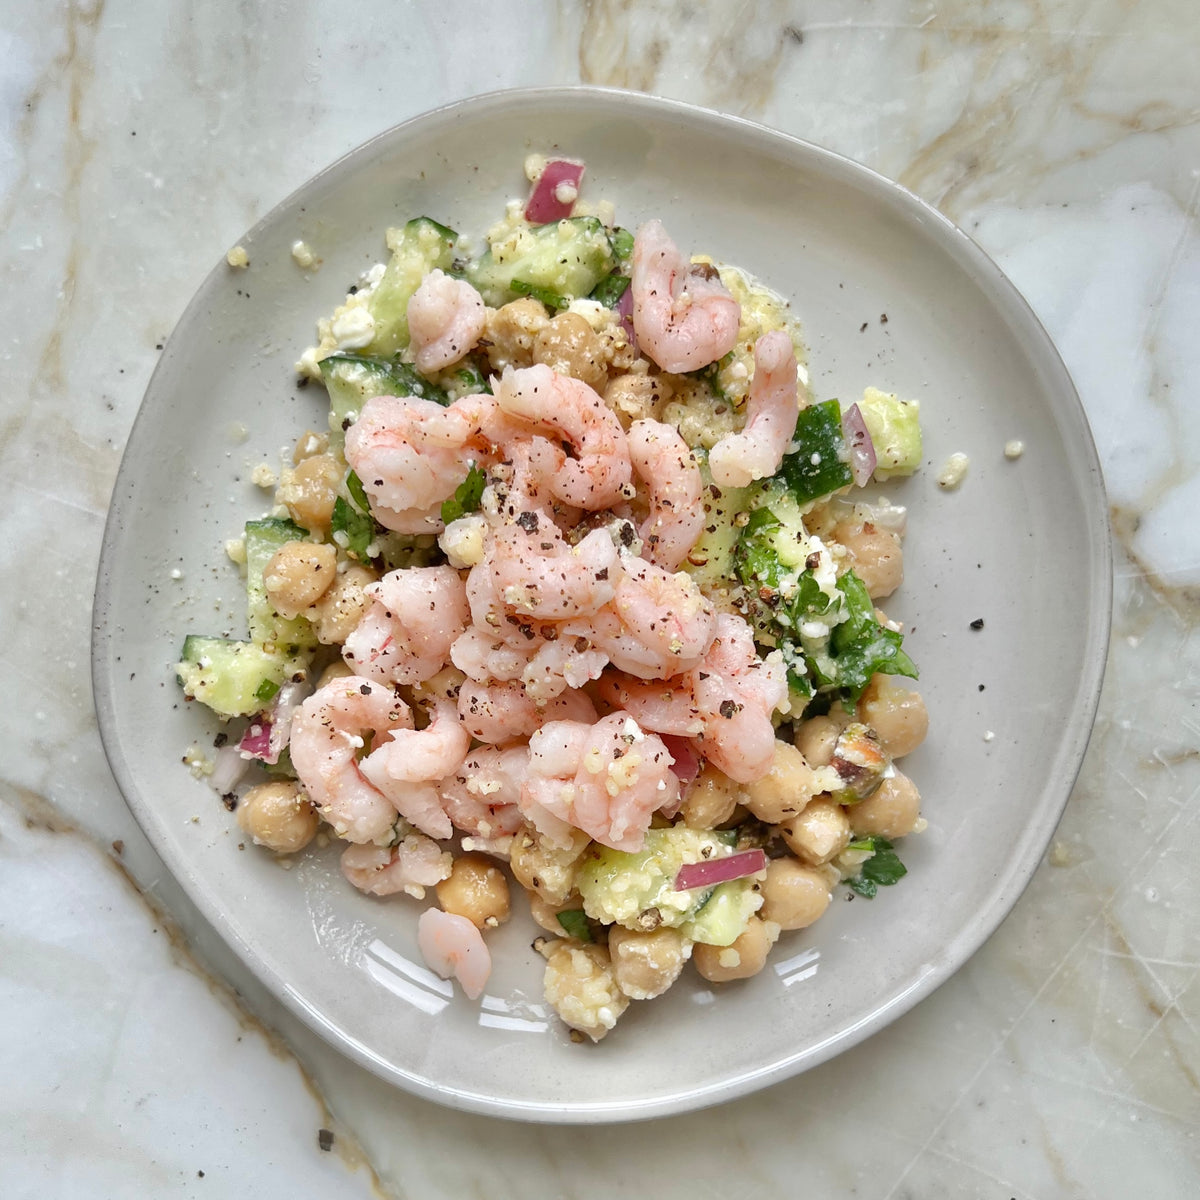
[
  {"left": 583, "top": 558, "right": 716, "bottom": 681},
  {"left": 456, "top": 678, "right": 598, "bottom": 744},
  {"left": 406, "top": 269, "right": 486, "bottom": 373},
  {"left": 418, "top": 908, "right": 491, "bottom": 1000},
  {"left": 483, "top": 436, "right": 576, "bottom": 524},
  {"left": 340, "top": 835, "right": 452, "bottom": 898},
  {"left": 708, "top": 330, "right": 800, "bottom": 487},
  {"left": 522, "top": 714, "right": 680, "bottom": 853},
  {"left": 359, "top": 698, "right": 470, "bottom": 839},
  {"left": 627, "top": 419, "right": 705, "bottom": 570},
  {"left": 344, "top": 395, "right": 477, "bottom": 532},
  {"left": 467, "top": 518, "right": 619, "bottom": 626},
  {"left": 691, "top": 613, "right": 788, "bottom": 781},
  {"left": 631, "top": 219, "right": 741, "bottom": 374},
  {"left": 450, "top": 625, "right": 530, "bottom": 684},
  {"left": 496, "top": 364, "right": 632, "bottom": 509},
  {"left": 289, "top": 677, "right": 413, "bottom": 843},
  {"left": 342, "top": 565, "right": 469, "bottom": 685},
  {"left": 440, "top": 744, "right": 529, "bottom": 838},
  {"left": 599, "top": 613, "right": 787, "bottom": 783}
]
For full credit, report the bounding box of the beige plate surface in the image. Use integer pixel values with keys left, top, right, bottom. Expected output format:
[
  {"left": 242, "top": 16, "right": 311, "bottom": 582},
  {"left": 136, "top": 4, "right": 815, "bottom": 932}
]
[{"left": 93, "top": 87, "right": 1111, "bottom": 1122}]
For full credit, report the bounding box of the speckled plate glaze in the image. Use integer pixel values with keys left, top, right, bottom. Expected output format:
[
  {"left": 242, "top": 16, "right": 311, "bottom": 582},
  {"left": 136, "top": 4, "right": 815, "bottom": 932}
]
[{"left": 93, "top": 87, "right": 1111, "bottom": 1122}]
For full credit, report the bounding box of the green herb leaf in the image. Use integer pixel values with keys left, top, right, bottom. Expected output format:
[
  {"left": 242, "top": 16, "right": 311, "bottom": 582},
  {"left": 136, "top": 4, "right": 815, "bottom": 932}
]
[
  {"left": 331, "top": 495, "right": 374, "bottom": 562},
  {"left": 511, "top": 278, "right": 569, "bottom": 310},
  {"left": 827, "top": 571, "right": 918, "bottom": 700},
  {"left": 611, "top": 227, "right": 634, "bottom": 260},
  {"left": 555, "top": 909, "right": 593, "bottom": 942},
  {"left": 455, "top": 358, "right": 492, "bottom": 396},
  {"left": 344, "top": 469, "right": 369, "bottom": 513},
  {"left": 846, "top": 836, "right": 908, "bottom": 898},
  {"left": 254, "top": 677, "right": 281, "bottom": 703},
  {"left": 589, "top": 272, "right": 630, "bottom": 308},
  {"left": 440, "top": 464, "right": 486, "bottom": 525}
]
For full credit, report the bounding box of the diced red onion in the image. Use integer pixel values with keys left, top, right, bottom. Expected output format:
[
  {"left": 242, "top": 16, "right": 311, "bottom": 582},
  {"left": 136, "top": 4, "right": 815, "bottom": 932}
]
[
  {"left": 841, "top": 403, "right": 877, "bottom": 487},
  {"left": 675, "top": 848, "right": 768, "bottom": 892},
  {"left": 525, "top": 158, "right": 585, "bottom": 223},
  {"left": 238, "top": 718, "right": 272, "bottom": 759},
  {"left": 266, "top": 679, "right": 310, "bottom": 763},
  {"left": 661, "top": 734, "right": 701, "bottom": 785},
  {"left": 237, "top": 679, "right": 311, "bottom": 765},
  {"left": 209, "top": 744, "right": 250, "bottom": 796},
  {"left": 616, "top": 282, "right": 636, "bottom": 350}
]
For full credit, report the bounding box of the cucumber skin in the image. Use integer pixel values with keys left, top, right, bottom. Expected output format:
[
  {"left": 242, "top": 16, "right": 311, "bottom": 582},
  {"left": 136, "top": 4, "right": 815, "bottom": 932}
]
[
  {"left": 366, "top": 217, "right": 457, "bottom": 355},
  {"left": 176, "top": 636, "right": 293, "bottom": 719},
  {"left": 243, "top": 519, "right": 317, "bottom": 650}
]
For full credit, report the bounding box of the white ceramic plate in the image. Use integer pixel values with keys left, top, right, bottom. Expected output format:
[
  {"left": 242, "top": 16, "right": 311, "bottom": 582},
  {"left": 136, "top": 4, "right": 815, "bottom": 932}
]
[{"left": 93, "top": 87, "right": 1111, "bottom": 1121}]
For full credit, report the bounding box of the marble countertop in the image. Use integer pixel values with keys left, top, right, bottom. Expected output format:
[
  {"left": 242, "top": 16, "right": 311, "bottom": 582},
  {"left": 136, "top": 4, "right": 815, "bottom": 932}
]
[{"left": 3, "top": 1, "right": 1197, "bottom": 1196}]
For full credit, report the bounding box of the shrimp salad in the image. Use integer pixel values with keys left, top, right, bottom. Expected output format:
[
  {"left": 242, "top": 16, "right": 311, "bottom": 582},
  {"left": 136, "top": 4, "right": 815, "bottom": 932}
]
[{"left": 177, "top": 156, "right": 928, "bottom": 1042}]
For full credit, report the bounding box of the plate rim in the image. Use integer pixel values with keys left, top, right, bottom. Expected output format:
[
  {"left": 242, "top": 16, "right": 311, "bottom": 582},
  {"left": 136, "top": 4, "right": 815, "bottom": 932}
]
[{"left": 92, "top": 84, "right": 1113, "bottom": 1123}]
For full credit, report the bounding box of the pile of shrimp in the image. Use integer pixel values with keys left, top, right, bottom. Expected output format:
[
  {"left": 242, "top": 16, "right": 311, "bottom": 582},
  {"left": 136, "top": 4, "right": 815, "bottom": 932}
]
[{"left": 232, "top": 193, "right": 927, "bottom": 1041}]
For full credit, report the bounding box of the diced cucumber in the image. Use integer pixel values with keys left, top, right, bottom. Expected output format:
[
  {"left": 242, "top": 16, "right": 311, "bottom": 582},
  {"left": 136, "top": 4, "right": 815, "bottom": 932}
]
[
  {"left": 681, "top": 471, "right": 754, "bottom": 595},
  {"left": 857, "top": 387, "right": 922, "bottom": 479},
  {"left": 365, "top": 216, "right": 457, "bottom": 355},
  {"left": 779, "top": 399, "right": 854, "bottom": 503},
  {"left": 679, "top": 879, "right": 762, "bottom": 946},
  {"left": 176, "top": 635, "right": 298, "bottom": 719},
  {"left": 319, "top": 355, "right": 448, "bottom": 451},
  {"left": 244, "top": 518, "right": 317, "bottom": 650},
  {"left": 575, "top": 827, "right": 734, "bottom": 931},
  {"left": 466, "top": 217, "right": 615, "bottom": 308}
]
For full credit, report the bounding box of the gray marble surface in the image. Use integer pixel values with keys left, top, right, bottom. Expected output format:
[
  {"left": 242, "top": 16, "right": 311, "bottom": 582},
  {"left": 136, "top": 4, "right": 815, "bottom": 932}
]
[{"left": 2, "top": 1, "right": 1197, "bottom": 1196}]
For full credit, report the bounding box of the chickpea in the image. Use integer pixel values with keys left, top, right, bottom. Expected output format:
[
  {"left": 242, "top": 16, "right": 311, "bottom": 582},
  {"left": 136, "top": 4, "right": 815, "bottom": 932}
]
[
  {"left": 435, "top": 853, "right": 511, "bottom": 930},
  {"left": 858, "top": 675, "right": 928, "bottom": 759},
  {"left": 292, "top": 429, "right": 329, "bottom": 464},
  {"left": 483, "top": 297, "right": 549, "bottom": 371},
  {"left": 744, "top": 741, "right": 822, "bottom": 824},
  {"left": 543, "top": 942, "right": 629, "bottom": 1041},
  {"left": 779, "top": 798, "right": 851, "bottom": 866},
  {"left": 532, "top": 312, "right": 608, "bottom": 390},
  {"left": 263, "top": 541, "right": 338, "bottom": 619},
  {"left": 848, "top": 771, "right": 921, "bottom": 839},
  {"left": 834, "top": 521, "right": 903, "bottom": 599},
  {"left": 604, "top": 371, "right": 673, "bottom": 427},
  {"left": 236, "top": 781, "right": 318, "bottom": 854},
  {"left": 307, "top": 564, "right": 378, "bottom": 644},
  {"left": 693, "top": 917, "right": 778, "bottom": 983},
  {"left": 608, "top": 925, "right": 690, "bottom": 1000},
  {"left": 528, "top": 890, "right": 587, "bottom": 937},
  {"left": 680, "top": 764, "right": 742, "bottom": 830},
  {"left": 510, "top": 824, "right": 591, "bottom": 905},
  {"left": 316, "top": 660, "right": 355, "bottom": 689},
  {"left": 281, "top": 452, "right": 342, "bottom": 535},
  {"left": 794, "top": 715, "right": 841, "bottom": 767},
  {"left": 759, "top": 857, "right": 832, "bottom": 930}
]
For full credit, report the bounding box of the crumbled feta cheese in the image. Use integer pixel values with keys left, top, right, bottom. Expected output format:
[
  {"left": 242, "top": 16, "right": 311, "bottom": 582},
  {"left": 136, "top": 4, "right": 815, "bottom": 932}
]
[
  {"left": 225, "top": 537, "right": 246, "bottom": 565},
  {"left": 296, "top": 345, "right": 323, "bottom": 380},
  {"left": 524, "top": 153, "right": 548, "bottom": 183},
  {"left": 250, "top": 463, "right": 277, "bottom": 489},
  {"left": 439, "top": 514, "right": 488, "bottom": 568},
  {"left": 291, "top": 239, "right": 317, "bottom": 269},
  {"left": 225, "top": 245, "right": 249, "bottom": 269},
  {"left": 330, "top": 306, "right": 376, "bottom": 351},
  {"left": 554, "top": 180, "right": 579, "bottom": 206},
  {"left": 169, "top": 568, "right": 183, "bottom": 581},
  {"left": 983, "top": 730, "right": 995, "bottom": 742},
  {"left": 1004, "top": 439, "right": 1025, "bottom": 460},
  {"left": 937, "top": 452, "right": 970, "bottom": 490}
]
